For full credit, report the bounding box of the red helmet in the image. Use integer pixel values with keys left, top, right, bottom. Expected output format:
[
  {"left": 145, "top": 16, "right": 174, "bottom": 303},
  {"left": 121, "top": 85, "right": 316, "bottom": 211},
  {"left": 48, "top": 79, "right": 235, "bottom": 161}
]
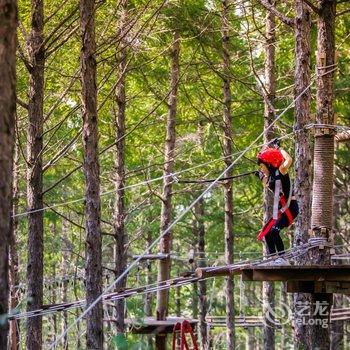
[{"left": 257, "top": 148, "right": 284, "bottom": 168}]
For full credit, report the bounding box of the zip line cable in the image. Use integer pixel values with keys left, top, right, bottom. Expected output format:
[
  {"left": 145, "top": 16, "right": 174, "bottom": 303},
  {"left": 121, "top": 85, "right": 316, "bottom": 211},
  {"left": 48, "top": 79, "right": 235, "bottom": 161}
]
[
  {"left": 48, "top": 70, "right": 317, "bottom": 349},
  {"left": 177, "top": 170, "right": 257, "bottom": 184},
  {"left": 14, "top": 131, "right": 294, "bottom": 219}
]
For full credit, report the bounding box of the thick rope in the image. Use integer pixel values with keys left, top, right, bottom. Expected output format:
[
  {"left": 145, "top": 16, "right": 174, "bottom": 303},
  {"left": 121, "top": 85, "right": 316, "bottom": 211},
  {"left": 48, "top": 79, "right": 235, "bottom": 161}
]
[{"left": 311, "top": 135, "right": 335, "bottom": 229}]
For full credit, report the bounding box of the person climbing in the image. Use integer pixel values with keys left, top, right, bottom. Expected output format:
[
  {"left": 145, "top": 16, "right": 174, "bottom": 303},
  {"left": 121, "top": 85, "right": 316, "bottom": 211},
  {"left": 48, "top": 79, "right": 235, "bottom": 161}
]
[{"left": 255, "top": 140, "right": 299, "bottom": 265}]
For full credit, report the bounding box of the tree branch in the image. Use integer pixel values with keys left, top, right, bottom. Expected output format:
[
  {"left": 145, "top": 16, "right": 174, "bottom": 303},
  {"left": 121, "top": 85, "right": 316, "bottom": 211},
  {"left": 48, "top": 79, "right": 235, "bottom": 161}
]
[
  {"left": 43, "top": 129, "right": 82, "bottom": 172},
  {"left": 336, "top": 9, "right": 350, "bottom": 17},
  {"left": 301, "top": 0, "right": 320, "bottom": 14},
  {"left": 45, "top": 25, "right": 79, "bottom": 58},
  {"left": 256, "top": 0, "right": 294, "bottom": 27},
  {"left": 44, "top": 203, "right": 85, "bottom": 230},
  {"left": 43, "top": 6, "right": 79, "bottom": 49},
  {"left": 16, "top": 97, "right": 28, "bottom": 110}
]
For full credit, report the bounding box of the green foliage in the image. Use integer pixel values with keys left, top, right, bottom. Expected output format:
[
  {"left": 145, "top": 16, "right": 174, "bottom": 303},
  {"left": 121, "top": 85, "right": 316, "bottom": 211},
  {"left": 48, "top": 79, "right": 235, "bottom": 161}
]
[{"left": 12, "top": 0, "right": 350, "bottom": 348}]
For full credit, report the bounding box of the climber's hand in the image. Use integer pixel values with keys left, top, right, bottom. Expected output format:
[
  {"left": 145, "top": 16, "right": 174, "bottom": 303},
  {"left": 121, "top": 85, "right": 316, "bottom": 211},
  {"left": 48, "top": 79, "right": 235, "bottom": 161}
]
[
  {"left": 271, "top": 138, "right": 280, "bottom": 148},
  {"left": 254, "top": 170, "right": 265, "bottom": 181}
]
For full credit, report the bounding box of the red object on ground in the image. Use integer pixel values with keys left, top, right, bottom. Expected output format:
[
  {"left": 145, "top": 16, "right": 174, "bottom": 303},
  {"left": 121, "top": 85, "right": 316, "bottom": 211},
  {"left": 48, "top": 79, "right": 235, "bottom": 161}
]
[{"left": 172, "top": 320, "right": 199, "bottom": 350}]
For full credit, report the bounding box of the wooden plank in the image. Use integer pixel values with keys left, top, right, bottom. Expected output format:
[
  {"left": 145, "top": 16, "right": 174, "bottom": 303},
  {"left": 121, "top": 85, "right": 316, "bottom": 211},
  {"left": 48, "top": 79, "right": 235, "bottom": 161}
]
[
  {"left": 242, "top": 266, "right": 350, "bottom": 283},
  {"left": 105, "top": 317, "right": 198, "bottom": 335},
  {"left": 286, "top": 281, "right": 316, "bottom": 293},
  {"left": 195, "top": 264, "right": 246, "bottom": 278}
]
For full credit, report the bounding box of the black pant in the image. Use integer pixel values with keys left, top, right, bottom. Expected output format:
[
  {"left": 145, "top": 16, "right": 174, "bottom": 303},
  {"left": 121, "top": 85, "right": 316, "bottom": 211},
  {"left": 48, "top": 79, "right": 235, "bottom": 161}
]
[{"left": 265, "top": 200, "right": 299, "bottom": 255}]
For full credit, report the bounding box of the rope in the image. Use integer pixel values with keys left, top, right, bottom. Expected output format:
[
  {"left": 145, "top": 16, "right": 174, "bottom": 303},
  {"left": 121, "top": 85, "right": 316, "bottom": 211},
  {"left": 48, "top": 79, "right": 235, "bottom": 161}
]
[
  {"left": 311, "top": 135, "right": 335, "bottom": 229},
  {"left": 9, "top": 238, "right": 345, "bottom": 322},
  {"left": 177, "top": 170, "right": 257, "bottom": 184},
  {"left": 13, "top": 132, "right": 295, "bottom": 219},
  {"left": 25, "top": 61, "right": 335, "bottom": 347},
  {"left": 21, "top": 72, "right": 314, "bottom": 348}
]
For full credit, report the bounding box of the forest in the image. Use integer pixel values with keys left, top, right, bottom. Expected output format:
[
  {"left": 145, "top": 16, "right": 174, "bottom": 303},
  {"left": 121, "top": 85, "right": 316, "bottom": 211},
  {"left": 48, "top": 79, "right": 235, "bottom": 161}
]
[{"left": 0, "top": 0, "right": 350, "bottom": 349}]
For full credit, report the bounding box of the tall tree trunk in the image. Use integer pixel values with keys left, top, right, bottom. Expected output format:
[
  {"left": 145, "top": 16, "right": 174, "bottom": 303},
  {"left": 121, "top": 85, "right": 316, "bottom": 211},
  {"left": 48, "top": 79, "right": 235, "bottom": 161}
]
[
  {"left": 195, "top": 198, "right": 208, "bottom": 350},
  {"left": 144, "top": 230, "right": 153, "bottom": 349},
  {"left": 331, "top": 293, "right": 343, "bottom": 350},
  {"left": 80, "top": 0, "right": 103, "bottom": 347},
  {"left": 331, "top": 166, "right": 343, "bottom": 350},
  {"left": 310, "top": 1, "right": 336, "bottom": 349},
  {"left": 292, "top": 1, "right": 312, "bottom": 349},
  {"left": 114, "top": 0, "right": 128, "bottom": 336},
  {"left": 51, "top": 263, "right": 57, "bottom": 344},
  {"left": 0, "top": 0, "right": 17, "bottom": 346},
  {"left": 247, "top": 328, "right": 255, "bottom": 350},
  {"left": 262, "top": 3, "right": 276, "bottom": 349},
  {"left": 155, "top": 31, "right": 180, "bottom": 350},
  {"left": 61, "top": 219, "right": 69, "bottom": 350},
  {"left": 9, "top": 135, "right": 20, "bottom": 350},
  {"left": 175, "top": 272, "right": 181, "bottom": 317},
  {"left": 26, "top": 0, "right": 45, "bottom": 347},
  {"left": 221, "top": 1, "right": 234, "bottom": 348},
  {"left": 281, "top": 283, "right": 288, "bottom": 349},
  {"left": 144, "top": 233, "right": 153, "bottom": 318}
]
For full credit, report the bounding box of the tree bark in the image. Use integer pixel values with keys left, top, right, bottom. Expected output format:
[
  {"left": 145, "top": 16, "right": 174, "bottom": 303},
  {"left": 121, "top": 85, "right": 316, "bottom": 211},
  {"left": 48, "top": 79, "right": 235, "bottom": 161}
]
[
  {"left": 331, "top": 165, "right": 343, "bottom": 350},
  {"left": 51, "top": 262, "right": 58, "bottom": 344},
  {"left": 247, "top": 328, "right": 255, "bottom": 350},
  {"left": 310, "top": 1, "right": 336, "bottom": 349},
  {"left": 292, "top": 1, "right": 313, "bottom": 349},
  {"left": 156, "top": 31, "right": 180, "bottom": 350},
  {"left": 262, "top": 2, "right": 276, "bottom": 349},
  {"left": 80, "top": 0, "right": 103, "bottom": 347},
  {"left": 9, "top": 135, "right": 20, "bottom": 350},
  {"left": 26, "top": 0, "right": 45, "bottom": 347},
  {"left": 221, "top": 1, "right": 234, "bottom": 348},
  {"left": 281, "top": 283, "right": 288, "bottom": 349},
  {"left": 114, "top": 0, "right": 128, "bottom": 337},
  {"left": 195, "top": 199, "right": 208, "bottom": 350},
  {"left": 331, "top": 294, "right": 343, "bottom": 350},
  {"left": 144, "top": 230, "right": 153, "bottom": 349},
  {"left": 0, "top": 0, "right": 17, "bottom": 346},
  {"left": 61, "top": 219, "right": 69, "bottom": 350}
]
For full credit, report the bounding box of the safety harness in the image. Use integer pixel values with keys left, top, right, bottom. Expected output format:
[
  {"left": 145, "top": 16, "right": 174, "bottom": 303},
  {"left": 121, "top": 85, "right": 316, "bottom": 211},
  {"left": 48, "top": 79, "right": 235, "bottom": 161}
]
[{"left": 257, "top": 170, "right": 294, "bottom": 241}]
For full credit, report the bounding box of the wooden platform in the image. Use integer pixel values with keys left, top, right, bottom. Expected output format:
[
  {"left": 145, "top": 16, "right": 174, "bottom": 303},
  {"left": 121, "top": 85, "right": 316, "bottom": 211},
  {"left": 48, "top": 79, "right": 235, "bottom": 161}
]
[
  {"left": 241, "top": 265, "right": 350, "bottom": 294},
  {"left": 196, "top": 265, "right": 350, "bottom": 294},
  {"left": 105, "top": 317, "right": 198, "bottom": 334}
]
